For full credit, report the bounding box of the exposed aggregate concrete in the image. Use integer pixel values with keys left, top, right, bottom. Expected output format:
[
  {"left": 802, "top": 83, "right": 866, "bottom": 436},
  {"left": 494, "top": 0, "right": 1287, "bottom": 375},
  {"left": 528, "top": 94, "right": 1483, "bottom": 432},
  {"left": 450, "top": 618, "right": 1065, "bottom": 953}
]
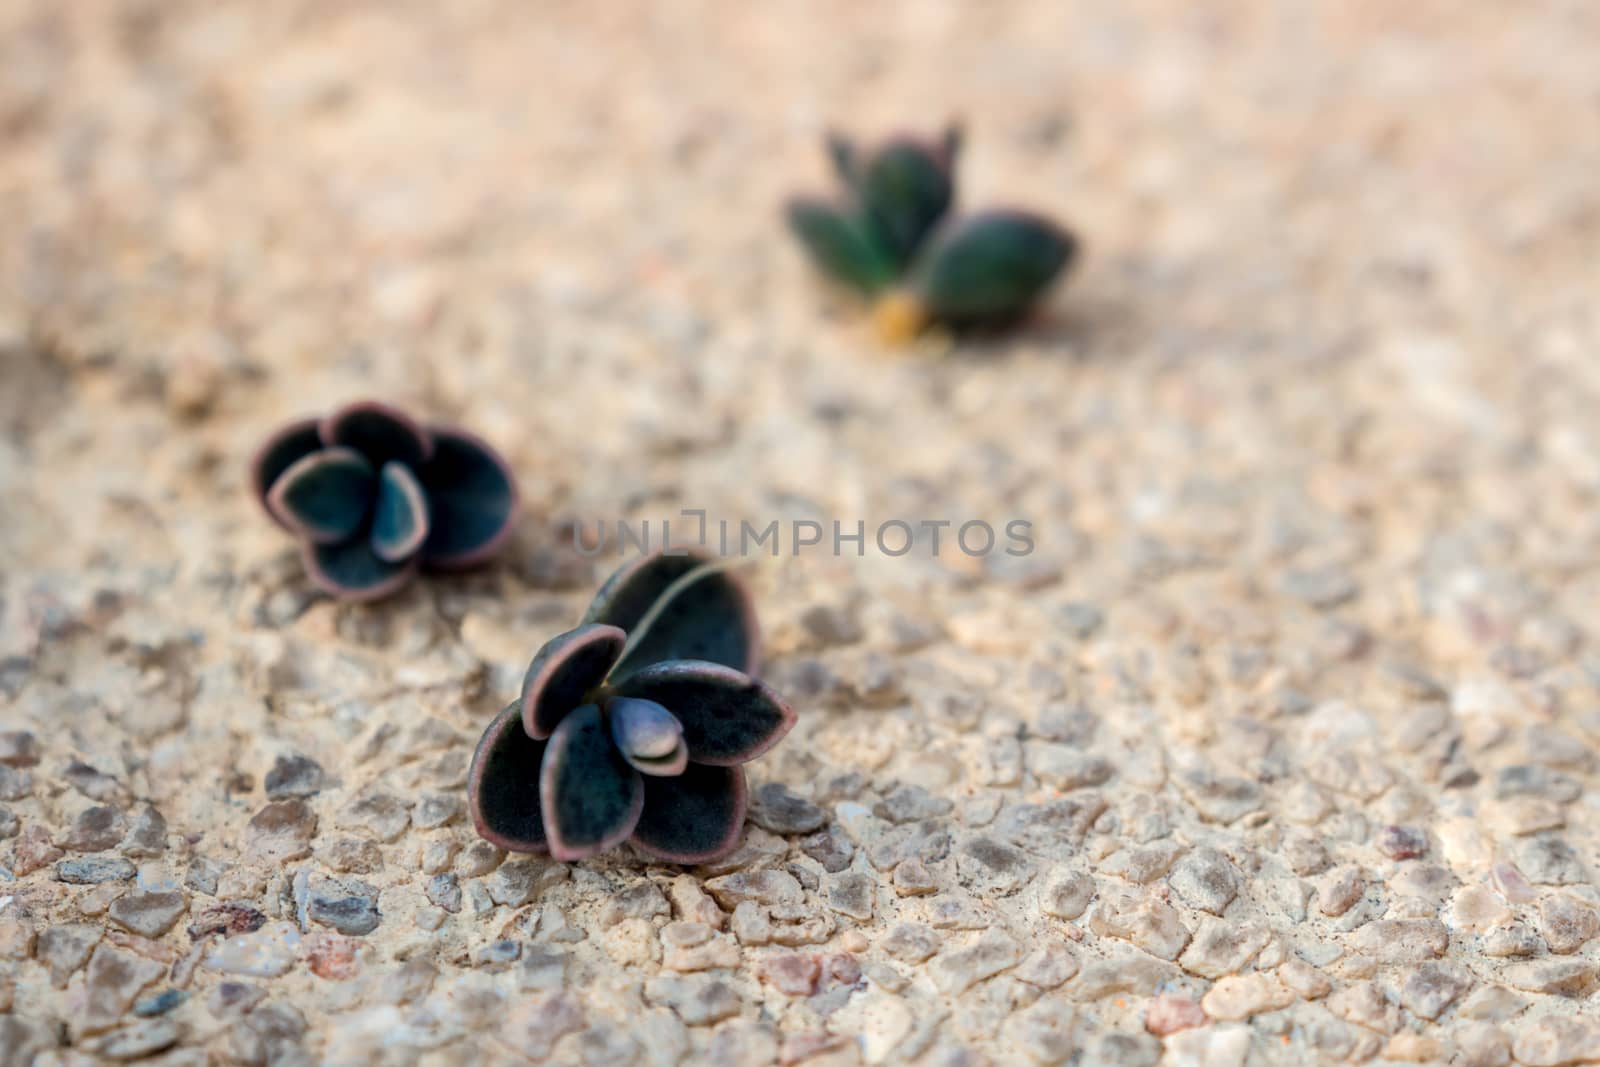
[{"left": 2, "top": 1, "right": 1600, "bottom": 1064}]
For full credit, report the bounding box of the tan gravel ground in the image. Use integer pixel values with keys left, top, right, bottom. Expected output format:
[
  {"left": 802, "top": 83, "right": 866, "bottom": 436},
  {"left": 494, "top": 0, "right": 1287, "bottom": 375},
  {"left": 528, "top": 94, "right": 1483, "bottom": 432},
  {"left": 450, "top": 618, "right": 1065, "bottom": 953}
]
[{"left": 3, "top": 2, "right": 1600, "bottom": 1064}]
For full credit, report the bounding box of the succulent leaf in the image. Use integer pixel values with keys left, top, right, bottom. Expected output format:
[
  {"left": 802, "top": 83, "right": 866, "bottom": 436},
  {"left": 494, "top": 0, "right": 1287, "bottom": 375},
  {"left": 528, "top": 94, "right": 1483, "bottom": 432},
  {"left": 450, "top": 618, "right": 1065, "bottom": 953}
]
[
  {"left": 520, "top": 624, "right": 627, "bottom": 740},
  {"left": 251, "top": 417, "right": 323, "bottom": 528},
  {"left": 540, "top": 703, "right": 644, "bottom": 861},
  {"left": 859, "top": 138, "right": 955, "bottom": 267},
  {"left": 466, "top": 701, "right": 550, "bottom": 853},
  {"left": 608, "top": 697, "right": 684, "bottom": 759},
  {"left": 321, "top": 401, "right": 433, "bottom": 469},
  {"left": 417, "top": 427, "right": 519, "bottom": 569},
  {"left": 620, "top": 738, "right": 689, "bottom": 778},
  {"left": 266, "top": 447, "right": 377, "bottom": 544},
  {"left": 303, "top": 536, "right": 417, "bottom": 601},
  {"left": 612, "top": 661, "right": 795, "bottom": 766},
  {"left": 371, "top": 462, "right": 430, "bottom": 563},
  {"left": 629, "top": 763, "right": 748, "bottom": 864},
  {"left": 784, "top": 197, "right": 895, "bottom": 297},
  {"left": 911, "top": 209, "right": 1077, "bottom": 324},
  {"left": 583, "top": 550, "right": 759, "bottom": 680}
]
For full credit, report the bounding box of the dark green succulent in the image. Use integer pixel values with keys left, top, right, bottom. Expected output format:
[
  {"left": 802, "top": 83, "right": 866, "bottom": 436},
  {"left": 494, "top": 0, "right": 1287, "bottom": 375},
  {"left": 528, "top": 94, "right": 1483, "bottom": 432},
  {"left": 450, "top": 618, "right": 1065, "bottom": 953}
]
[
  {"left": 785, "top": 126, "right": 1078, "bottom": 341},
  {"left": 252, "top": 401, "right": 518, "bottom": 601},
  {"left": 467, "top": 550, "right": 795, "bottom": 864}
]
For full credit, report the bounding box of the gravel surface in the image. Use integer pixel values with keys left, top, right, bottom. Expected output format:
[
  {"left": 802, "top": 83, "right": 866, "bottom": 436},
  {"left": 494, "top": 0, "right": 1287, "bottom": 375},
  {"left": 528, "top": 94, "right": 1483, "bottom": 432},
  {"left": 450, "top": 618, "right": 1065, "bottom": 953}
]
[{"left": 2, "top": 2, "right": 1599, "bottom": 1064}]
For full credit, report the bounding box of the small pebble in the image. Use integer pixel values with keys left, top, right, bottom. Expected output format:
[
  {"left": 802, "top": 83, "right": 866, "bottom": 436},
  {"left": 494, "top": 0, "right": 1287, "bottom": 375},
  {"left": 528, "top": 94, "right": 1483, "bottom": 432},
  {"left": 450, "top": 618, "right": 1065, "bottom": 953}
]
[
  {"left": 108, "top": 891, "right": 188, "bottom": 938},
  {"left": 56, "top": 856, "right": 137, "bottom": 884},
  {"left": 748, "top": 783, "right": 827, "bottom": 835}
]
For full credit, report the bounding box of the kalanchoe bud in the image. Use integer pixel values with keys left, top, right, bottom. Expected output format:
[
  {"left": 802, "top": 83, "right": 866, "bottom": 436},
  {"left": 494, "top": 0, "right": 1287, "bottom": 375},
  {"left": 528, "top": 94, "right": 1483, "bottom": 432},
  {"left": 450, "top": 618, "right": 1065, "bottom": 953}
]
[
  {"left": 250, "top": 401, "right": 518, "bottom": 601},
  {"left": 609, "top": 697, "right": 689, "bottom": 777},
  {"left": 467, "top": 549, "right": 795, "bottom": 864},
  {"left": 610, "top": 698, "right": 684, "bottom": 759}
]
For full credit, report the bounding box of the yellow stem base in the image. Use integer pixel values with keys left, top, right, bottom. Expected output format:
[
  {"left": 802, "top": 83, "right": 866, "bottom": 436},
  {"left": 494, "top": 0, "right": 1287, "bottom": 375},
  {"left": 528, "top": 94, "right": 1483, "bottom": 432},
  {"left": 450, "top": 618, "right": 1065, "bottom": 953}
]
[{"left": 872, "top": 291, "right": 929, "bottom": 345}]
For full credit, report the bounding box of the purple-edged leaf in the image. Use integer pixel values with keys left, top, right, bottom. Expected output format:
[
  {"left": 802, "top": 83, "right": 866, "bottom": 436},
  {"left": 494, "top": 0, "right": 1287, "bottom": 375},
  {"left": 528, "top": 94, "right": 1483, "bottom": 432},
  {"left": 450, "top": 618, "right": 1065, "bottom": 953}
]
[
  {"left": 911, "top": 209, "right": 1077, "bottom": 325},
  {"left": 303, "top": 537, "right": 417, "bottom": 602},
  {"left": 252, "top": 417, "right": 323, "bottom": 527},
  {"left": 467, "top": 701, "right": 549, "bottom": 853},
  {"left": 417, "top": 427, "right": 519, "bottom": 569},
  {"left": 613, "top": 661, "right": 795, "bottom": 766},
  {"left": 630, "top": 763, "right": 747, "bottom": 865},
  {"left": 520, "top": 624, "right": 627, "bottom": 740},
  {"left": 539, "top": 703, "right": 643, "bottom": 861},
  {"left": 584, "top": 550, "right": 759, "bottom": 680},
  {"left": 266, "top": 447, "right": 376, "bottom": 544},
  {"left": 320, "top": 401, "right": 433, "bottom": 469},
  {"left": 371, "top": 462, "right": 430, "bottom": 563}
]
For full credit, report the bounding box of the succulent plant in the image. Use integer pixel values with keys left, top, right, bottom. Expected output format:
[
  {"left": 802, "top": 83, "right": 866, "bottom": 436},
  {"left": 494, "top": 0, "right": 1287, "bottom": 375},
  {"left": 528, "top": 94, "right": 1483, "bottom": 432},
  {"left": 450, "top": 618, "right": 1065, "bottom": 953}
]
[
  {"left": 785, "top": 125, "right": 1078, "bottom": 341},
  {"left": 467, "top": 550, "right": 795, "bottom": 863},
  {"left": 251, "top": 401, "right": 518, "bottom": 601}
]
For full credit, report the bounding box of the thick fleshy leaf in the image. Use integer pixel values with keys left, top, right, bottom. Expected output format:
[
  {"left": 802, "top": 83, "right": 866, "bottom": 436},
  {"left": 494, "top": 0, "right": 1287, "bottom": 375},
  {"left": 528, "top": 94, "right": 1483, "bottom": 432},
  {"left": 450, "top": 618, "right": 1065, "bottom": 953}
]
[
  {"left": 251, "top": 417, "right": 323, "bottom": 528},
  {"left": 859, "top": 137, "right": 956, "bottom": 267},
  {"left": 467, "top": 702, "right": 550, "bottom": 853},
  {"left": 608, "top": 697, "right": 684, "bottom": 759},
  {"left": 622, "top": 738, "right": 688, "bottom": 778},
  {"left": 520, "top": 624, "right": 627, "bottom": 740},
  {"left": 784, "top": 197, "right": 895, "bottom": 297},
  {"left": 911, "top": 209, "right": 1077, "bottom": 324},
  {"left": 320, "top": 401, "right": 432, "bottom": 469},
  {"left": 303, "top": 537, "right": 417, "bottom": 601},
  {"left": 266, "top": 447, "right": 376, "bottom": 544},
  {"left": 371, "top": 462, "right": 430, "bottom": 563},
  {"left": 539, "top": 704, "right": 643, "bottom": 861},
  {"left": 417, "top": 427, "right": 519, "bottom": 569},
  {"left": 584, "top": 550, "right": 759, "bottom": 680},
  {"left": 613, "top": 661, "right": 795, "bottom": 766},
  {"left": 630, "top": 763, "right": 747, "bottom": 864}
]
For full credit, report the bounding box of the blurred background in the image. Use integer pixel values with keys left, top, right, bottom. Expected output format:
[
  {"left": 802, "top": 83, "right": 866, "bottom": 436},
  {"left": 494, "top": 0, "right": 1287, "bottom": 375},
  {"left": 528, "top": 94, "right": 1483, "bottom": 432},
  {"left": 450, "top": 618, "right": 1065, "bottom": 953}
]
[{"left": 5, "top": 4, "right": 1596, "bottom": 566}]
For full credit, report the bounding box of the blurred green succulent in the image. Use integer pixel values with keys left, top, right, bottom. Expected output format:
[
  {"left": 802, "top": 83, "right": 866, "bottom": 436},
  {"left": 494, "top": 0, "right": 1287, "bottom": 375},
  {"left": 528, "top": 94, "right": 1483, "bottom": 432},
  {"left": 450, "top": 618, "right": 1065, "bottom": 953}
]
[{"left": 785, "top": 125, "right": 1078, "bottom": 342}]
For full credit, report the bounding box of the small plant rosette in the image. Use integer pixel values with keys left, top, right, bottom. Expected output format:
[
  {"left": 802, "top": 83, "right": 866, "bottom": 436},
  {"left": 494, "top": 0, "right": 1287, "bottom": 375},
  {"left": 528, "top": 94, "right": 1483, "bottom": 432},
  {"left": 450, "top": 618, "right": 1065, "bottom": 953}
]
[
  {"left": 785, "top": 124, "right": 1079, "bottom": 340},
  {"left": 467, "top": 550, "right": 796, "bottom": 864},
  {"left": 251, "top": 400, "right": 518, "bottom": 601}
]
